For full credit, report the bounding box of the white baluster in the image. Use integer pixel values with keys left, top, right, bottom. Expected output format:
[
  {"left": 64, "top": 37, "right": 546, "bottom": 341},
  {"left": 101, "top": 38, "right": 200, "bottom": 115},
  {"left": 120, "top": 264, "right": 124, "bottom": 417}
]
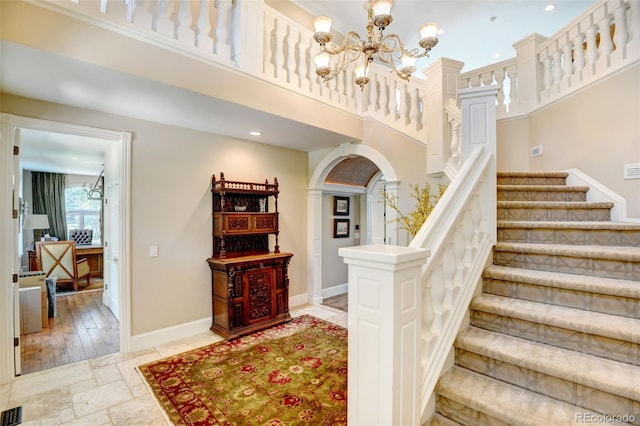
[
  {"left": 629, "top": 0, "right": 640, "bottom": 42},
  {"left": 584, "top": 25, "right": 599, "bottom": 66},
  {"left": 154, "top": 0, "right": 175, "bottom": 37},
  {"left": 597, "top": 15, "right": 614, "bottom": 60},
  {"left": 215, "top": 0, "right": 232, "bottom": 60},
  {"left": 507, "top": 64, "right": 517, "bottom": 109},
  {"left": 493, "top": 67, "right": 506, "bottom": 112},
  {"left": 542, "top": 55, "right": 553, "bottom": 89},
  {"left": 572, "top": 33, "right": 586, "bottom": 72},
  {"left": 562, "top": 40, "right": 574, "bottom": 78},
  {"left": 133, "top": 0, "right": 153, "bottom": 29},
  {"left": 448, "top": 114, "right": 461, "bottom": 171},
  {"left": 481, "top": 71, "right": 493, "bottom": 86},
  {"left": 176, "top": 0, "right": 195, "bottom": 45},
  {"left": 297, "top": 35, "right": 310, "bottom": 91},
  {"left": 196, "top": 0, "right": 214, "bottom": 52},
  {"left": 264, "top": 14, "right": 276, "bottom": 79},
  {"left": 368, "top": 73, "right": 378, "bottom": 112},
  {"left": 285, "top": 27, "right": 299, "bottom": 86},
  {"left": 398, "top": 83, "right": 408, "bottom": 125},
  {"left": 552, "top": 48, "right": 563, "bottom": 84},
  {"left": 409, "top": 88, "right": 420, "bottom": 131},
  {"left": 379, "top": 76, "right": 389, "bottom": 116},
  {"left": 612, "top": 2, "right": 629, "bottom": 51},
  {"left": 469, "top": 75, "right": 481, "bottom": 88},
  {"left": 272, "top": 19, "right": 286, "bottom": 81},
  {"left": 422, "top": 272, "right": 436, "bottom": 355},
  {"left": 419, "top": 92, "right": 428, "bottom": 131}
]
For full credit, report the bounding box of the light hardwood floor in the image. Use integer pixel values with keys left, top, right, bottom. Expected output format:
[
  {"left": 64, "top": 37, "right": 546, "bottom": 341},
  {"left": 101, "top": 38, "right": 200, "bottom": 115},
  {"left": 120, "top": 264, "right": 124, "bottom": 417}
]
[{"left": 19, "top": 289, "right": 119, "bottom": 375}]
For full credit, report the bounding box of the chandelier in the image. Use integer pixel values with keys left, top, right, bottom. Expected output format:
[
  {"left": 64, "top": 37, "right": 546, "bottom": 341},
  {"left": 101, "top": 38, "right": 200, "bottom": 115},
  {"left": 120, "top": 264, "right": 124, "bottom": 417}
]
[{"left": 312, "top": 0, "right": 439, "bottom": 89}]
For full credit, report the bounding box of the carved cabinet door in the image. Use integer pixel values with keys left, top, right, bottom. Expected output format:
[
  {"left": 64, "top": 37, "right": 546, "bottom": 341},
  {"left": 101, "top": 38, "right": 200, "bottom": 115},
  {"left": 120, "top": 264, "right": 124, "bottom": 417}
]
[{"left": 243, "top": 266, "right": 277, "bottom": 326}]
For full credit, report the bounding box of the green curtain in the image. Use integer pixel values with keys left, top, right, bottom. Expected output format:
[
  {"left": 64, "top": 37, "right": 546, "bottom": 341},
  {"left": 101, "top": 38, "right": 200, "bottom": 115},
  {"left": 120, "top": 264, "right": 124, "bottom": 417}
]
[{"left": 32, "top": 172, "right": 68, "bottom": 241}]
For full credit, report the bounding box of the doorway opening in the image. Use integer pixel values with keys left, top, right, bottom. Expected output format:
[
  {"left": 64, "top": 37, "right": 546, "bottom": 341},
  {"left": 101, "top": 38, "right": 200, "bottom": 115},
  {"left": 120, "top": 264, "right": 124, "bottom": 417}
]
[{"left": 1, "top": 114, "right": 131, "bottom": 378}]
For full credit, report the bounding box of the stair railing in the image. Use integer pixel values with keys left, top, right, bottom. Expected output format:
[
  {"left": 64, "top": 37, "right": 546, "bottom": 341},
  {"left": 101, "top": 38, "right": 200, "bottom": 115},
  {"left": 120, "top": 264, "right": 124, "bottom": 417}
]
[
  {"left": 339, "top": 86, "right": 498, "bottom": 425},
  {"left": 36, "top": 0, "right": 429, "bottom": 144},
  {"left": 460, "top": 0, "right": 640, "bottom": 120},
  {"left": 410, "top": 86, "right": 499, "bottom": 422}
]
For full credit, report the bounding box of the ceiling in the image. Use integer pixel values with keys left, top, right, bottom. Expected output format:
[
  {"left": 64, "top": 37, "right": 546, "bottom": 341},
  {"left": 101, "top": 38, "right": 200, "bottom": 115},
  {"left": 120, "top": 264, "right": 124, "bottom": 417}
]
[{"left": 2, "top": 0, "right": 595, "bottom": 178}]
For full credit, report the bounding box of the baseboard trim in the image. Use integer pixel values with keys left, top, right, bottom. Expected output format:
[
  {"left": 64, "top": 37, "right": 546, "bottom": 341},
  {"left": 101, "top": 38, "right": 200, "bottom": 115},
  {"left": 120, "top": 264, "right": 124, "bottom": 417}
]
[
  {"left": 322, "top": 283, "right": 348, "bottom": 300},
  {"left": 129, "top": 293, "right": 312, "bottom": 351}
]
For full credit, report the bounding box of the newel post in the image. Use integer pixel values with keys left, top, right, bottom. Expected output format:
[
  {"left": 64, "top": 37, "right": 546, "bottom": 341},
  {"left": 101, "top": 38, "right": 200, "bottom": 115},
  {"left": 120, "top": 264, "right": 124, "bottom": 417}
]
[{"left": 339, "top": 244, "right": 429, "bottom": 426}]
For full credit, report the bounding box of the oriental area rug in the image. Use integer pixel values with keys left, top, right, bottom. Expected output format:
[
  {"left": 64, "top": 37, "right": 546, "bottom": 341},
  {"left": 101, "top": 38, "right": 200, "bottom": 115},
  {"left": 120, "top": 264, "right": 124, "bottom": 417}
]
[{"left": 137, "top": 315, "right": 347, "bottom": 425}]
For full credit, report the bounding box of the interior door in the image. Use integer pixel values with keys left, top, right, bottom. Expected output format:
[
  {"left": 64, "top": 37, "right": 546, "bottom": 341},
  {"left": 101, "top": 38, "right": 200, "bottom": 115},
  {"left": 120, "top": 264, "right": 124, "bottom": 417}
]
[{"left": 103, "top": 183, "right": 120, "bottom": 319}]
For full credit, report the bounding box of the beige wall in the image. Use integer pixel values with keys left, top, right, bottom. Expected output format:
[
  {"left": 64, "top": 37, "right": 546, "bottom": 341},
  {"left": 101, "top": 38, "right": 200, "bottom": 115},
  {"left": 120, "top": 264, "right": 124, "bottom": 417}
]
[
  {"left": 2, "top": 94, "right": 308, "bottom": 336},
  {"left": 496, "top": 65, "right": 640, "bottom": 218}
]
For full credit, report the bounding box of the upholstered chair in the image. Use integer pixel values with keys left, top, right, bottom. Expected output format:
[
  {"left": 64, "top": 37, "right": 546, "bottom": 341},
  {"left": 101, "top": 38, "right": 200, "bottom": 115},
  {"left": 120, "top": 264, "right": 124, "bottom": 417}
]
[{"left": 36, "top": 241, "right": 91, "bottom": 291}]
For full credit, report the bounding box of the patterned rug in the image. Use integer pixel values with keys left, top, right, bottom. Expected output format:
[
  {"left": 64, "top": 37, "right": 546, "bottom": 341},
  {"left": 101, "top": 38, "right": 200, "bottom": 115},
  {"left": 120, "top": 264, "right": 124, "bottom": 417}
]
[{"left": 137, "top": 315, "right": 348, "bottom": 425}]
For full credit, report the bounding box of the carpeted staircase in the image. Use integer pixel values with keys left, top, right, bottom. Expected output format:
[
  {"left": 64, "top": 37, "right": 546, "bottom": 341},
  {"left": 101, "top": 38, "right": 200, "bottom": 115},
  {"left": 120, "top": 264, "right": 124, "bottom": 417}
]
[{"left": 429, "top": 172, "right": 640, "bottom": 425}]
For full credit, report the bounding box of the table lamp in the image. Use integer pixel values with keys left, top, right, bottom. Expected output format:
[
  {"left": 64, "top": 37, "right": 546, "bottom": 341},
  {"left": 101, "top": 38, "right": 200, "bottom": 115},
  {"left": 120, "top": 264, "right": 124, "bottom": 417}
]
[{"left": 23, "top": 214, "right": 51, "bottom": 246}]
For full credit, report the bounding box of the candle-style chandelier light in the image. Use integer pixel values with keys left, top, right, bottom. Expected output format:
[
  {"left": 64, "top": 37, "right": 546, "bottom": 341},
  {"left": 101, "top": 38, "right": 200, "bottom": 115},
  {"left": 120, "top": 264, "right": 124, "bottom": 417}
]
[{"left": 312, "top": 0, "right": 439, "bottom": 90}]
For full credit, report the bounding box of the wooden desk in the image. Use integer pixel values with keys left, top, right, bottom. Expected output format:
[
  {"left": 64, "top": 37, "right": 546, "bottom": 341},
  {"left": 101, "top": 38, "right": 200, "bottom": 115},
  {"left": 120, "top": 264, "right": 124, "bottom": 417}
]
[
  {"left": 76, "top": 246, "right": 103, "bottom": 278},
  {"left": 30, "top": 245, "right": 104, "bottom": 278}
]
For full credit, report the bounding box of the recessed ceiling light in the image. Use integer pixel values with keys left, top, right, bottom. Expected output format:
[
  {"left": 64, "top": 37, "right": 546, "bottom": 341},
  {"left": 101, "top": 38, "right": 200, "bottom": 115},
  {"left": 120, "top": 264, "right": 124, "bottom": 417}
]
[
  {"left": 545, "top": 4, "right": 556, "bottom": 12},
  {"left": 493, "top": 53, "right": 502, "bottom": 59},
  {"left": 71, "top": 156, "right": 79, "bottom": 160},
  {"left": 249, "top": 131, "right": 262, "bottom": 136},
  {"left": 437, "top": 28, "right": 445, "bottom": 35}
]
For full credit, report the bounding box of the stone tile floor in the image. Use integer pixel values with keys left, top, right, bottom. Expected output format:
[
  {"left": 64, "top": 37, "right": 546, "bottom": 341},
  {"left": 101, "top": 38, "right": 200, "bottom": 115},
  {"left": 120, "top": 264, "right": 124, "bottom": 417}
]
[{"left": 0, "top": 304, "right": 347, "bottom": 425}]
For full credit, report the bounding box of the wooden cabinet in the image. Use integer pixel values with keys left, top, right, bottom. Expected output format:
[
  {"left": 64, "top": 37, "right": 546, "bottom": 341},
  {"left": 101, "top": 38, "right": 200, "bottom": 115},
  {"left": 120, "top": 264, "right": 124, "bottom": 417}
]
[{"left": 207, "top": 173, "right": 293, "bottom": 339}]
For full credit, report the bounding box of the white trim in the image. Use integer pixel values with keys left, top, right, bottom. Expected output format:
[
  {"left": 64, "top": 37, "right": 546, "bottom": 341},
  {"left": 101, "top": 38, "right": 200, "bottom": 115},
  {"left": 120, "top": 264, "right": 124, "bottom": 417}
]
[
  {"left": 0, "top": 114, "right": 132, "bottom": 384},
  {"left": 564, "top": 168, "right": 634, "bottom": 222},
  {"left": 289, "top": 292, "right": 308, "bottom": 308},
  {"left": 307, "top": 143, "right": 399, "bottom": 310},
  {"left": 322, "top": 283, "right": 348, "bottom": 299},
  {"left": 129, "top": 317, "right": 212, "bottom": 352}
]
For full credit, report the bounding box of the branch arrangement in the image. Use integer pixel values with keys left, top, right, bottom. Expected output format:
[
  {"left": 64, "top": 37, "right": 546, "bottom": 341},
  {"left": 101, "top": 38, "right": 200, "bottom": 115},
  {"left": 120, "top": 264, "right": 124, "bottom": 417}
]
[{"left": 382, "top": 183, "right": 446, "bottom": 238}]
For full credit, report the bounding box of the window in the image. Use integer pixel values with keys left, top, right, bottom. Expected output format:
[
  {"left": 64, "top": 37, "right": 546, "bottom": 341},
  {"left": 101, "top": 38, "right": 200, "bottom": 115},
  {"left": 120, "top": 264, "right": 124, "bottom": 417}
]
[{"left": 65, "top": 186, "right": 102, "bottom": 244}]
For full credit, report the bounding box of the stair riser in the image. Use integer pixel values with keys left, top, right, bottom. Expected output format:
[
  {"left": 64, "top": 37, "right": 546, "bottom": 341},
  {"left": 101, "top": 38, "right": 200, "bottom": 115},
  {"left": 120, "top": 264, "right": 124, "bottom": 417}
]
[
  {"left": 497, "top": 207, "right": 611, "bottom": 221},
  {"left": 435, "top": 395, "right": 511, "bottom": 426},
  {"left": 497, "top": 227, "right": 640, "bottom": 245},
  {"left": 455, "top": 349, "right": 640, "bottom": 423},
  {"left": 498, "top": 191, "right": 587, "bottom": 202},
  {"left": 497, "top": 177, "right": 567, "bottom": 186},
  {"left": 483, "top": 278, "right": 640, "bottom": 319},
  {"left": 470, "top": 310, "right": 640, "bottom": 366},
  {"left": 493, "top": 250, "right": 640, "bottom": 281}
]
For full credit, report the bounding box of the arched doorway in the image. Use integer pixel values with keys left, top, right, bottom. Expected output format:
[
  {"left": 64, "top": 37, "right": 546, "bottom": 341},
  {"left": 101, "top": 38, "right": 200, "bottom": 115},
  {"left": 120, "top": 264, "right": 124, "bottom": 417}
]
[{"left": 306, "top": 143, "right": 399, "bottom": 305}]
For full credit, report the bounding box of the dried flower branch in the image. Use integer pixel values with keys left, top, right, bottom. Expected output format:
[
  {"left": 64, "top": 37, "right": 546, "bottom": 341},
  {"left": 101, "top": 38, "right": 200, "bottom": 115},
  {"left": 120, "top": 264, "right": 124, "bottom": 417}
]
[{"left": 382, "top": 183, "right": 447, "bottom": 238}]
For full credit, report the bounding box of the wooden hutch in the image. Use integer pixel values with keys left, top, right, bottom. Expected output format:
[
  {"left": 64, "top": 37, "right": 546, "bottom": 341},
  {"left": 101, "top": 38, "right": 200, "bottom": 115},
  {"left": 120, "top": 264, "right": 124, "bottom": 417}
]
[{"left": 206, "top": 173, "right": 293, "bottom": 339}]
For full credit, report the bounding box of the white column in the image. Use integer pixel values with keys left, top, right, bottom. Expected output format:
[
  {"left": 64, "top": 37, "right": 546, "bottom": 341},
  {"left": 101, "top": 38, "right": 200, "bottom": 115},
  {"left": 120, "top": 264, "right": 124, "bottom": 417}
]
[
  {"left": 512, "top": 33, "right": 547, "bottom": 113},
  {"left": 339, "top": 244, "right": 428, "bottom": 426},
  {"left": 422, "top": 58, "right": 464, "bottom": 176},
  {"left": 232, "top": 0, "right": 264, "bottom": 72},
  {"left": 307, "top": 188, "right": 323, "bottom": 304}
]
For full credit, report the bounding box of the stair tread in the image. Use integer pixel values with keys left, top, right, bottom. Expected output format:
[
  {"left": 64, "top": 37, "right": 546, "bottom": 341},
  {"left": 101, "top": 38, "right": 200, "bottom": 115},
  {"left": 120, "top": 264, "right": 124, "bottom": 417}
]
[
  {"left": 438, "top": 366, "right": 620, "bottom": 426},
  {"left": 497, "top": 171, "right": 569, "bottom": 178},
  {"left": 495, "top": 241, "right": 640, "bottom": 261},
  {"left": 424, "top": 413, "right": 462, "bottom": 426},
  {"left": 498, "top": 185, "right": 589, "bottom": 192},
  {"left": 456, "top": 327, "right": 640, "bottom": 400},
  {"left": 497, "top": 201, "right": 615, "bottom": 208},
  {"left": 497, "top": 220, "right": 640, "bottom": 230},
  {"left": 471, "top": 293, "right": 640, "bottom": 343},
  {"left": 483, "top": 265, "right": 640, "bottom": 299}
]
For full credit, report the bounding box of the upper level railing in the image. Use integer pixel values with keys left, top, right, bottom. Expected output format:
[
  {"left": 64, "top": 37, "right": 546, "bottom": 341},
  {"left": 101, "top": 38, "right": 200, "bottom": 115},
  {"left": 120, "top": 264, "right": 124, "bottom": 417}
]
[
  {"left": 37, "top": 0, "right": 429, "bottom": 144},
  {"left": 460, "top": 0, "right": 640, "bottom": 119}
]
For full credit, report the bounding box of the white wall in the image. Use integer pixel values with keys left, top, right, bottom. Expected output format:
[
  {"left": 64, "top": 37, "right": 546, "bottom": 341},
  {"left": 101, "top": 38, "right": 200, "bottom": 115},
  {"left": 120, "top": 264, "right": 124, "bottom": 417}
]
[{"left": 496, "top": 65, "right": 640, "bottom": 218}]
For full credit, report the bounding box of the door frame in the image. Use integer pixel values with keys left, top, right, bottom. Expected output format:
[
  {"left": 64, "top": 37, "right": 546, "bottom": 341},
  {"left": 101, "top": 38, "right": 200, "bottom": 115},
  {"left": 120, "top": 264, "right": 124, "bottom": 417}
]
[{"left": 0, "top": 114, "right": 131, "bottom": 383}]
